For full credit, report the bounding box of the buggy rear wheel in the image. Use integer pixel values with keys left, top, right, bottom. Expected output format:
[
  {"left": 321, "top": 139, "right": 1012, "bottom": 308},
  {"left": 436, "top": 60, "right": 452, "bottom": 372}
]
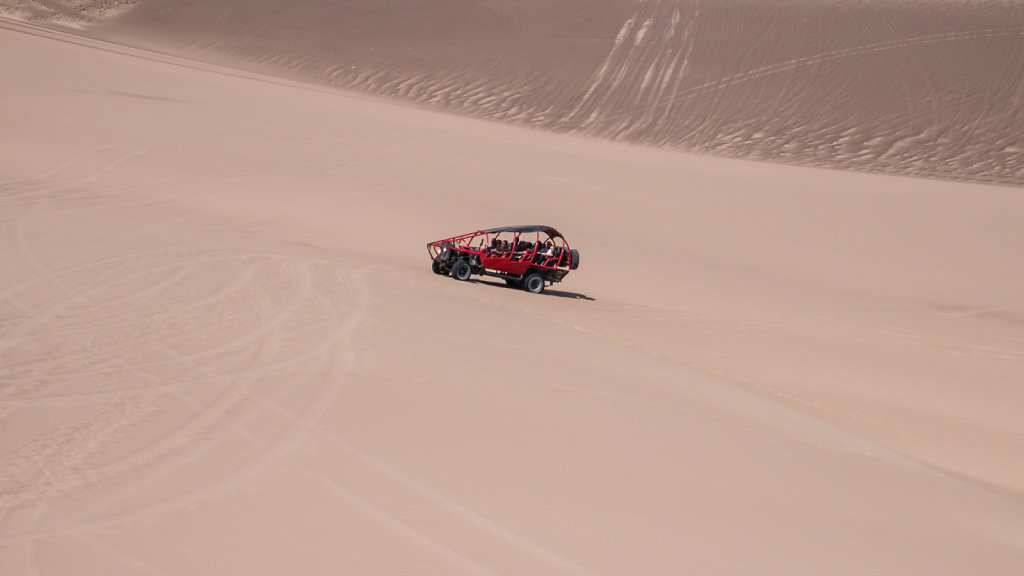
[
  {"left": 431, "top": 260, "right": 446, "bottom": 275},
  {"left": 523, "top": 273, "right": 545, "bottom": 294}
]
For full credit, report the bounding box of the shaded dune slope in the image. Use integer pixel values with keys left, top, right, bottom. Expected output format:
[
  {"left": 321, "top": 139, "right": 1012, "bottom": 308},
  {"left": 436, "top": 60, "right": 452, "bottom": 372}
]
[
  {"left": 92, "top": 0, "right": 1024, "bottom": 185},
  {"left": 0, "top": 0, "right": 136, "bottom": 23}
]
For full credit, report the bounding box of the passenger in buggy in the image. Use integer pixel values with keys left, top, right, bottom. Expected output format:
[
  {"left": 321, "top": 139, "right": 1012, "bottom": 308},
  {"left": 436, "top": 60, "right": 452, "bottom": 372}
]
[
  {"left": 512, "top": 240, "right": 536, "bottom": 261},
  {"left": 484, "top": 237, "right": 502, "bottom": 256},
  {"left": 534, "top": 241, "right": 555, "bottom": 263}
]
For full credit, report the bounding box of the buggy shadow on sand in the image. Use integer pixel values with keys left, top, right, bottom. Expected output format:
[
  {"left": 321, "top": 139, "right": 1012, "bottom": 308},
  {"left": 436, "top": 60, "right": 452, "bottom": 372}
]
[{"left": 427, "top": 225, "right": 579, "bottom": 294}]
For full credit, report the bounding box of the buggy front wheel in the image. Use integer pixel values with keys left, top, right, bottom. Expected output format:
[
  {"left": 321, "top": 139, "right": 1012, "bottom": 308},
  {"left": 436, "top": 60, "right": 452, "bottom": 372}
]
[{"left": 450, "top": 259, "right": 472, "bottom": 281}]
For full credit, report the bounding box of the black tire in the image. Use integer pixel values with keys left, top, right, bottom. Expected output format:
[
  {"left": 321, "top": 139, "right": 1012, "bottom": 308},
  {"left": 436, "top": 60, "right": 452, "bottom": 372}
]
[
  {"left": 450, "top": 259, "right": 472, "bottom": 281},
  {"left": 569, "top": 249, "right": 580, "bottom": 270},
  {"left": 431, "top": 260, "right": 446, "bottom": 275},
  {"left": 523, "top": 273, "right": 545, "bottom": 294}
]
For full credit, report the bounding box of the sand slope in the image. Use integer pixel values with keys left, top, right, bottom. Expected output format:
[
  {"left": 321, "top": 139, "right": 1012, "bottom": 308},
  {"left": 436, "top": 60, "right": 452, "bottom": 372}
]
[
  {"left": 96, "top": 0, "right": 1024, "bottom": 185},
  {"left": 2, "top": 5, "right": 1024, "bottom": 576}
]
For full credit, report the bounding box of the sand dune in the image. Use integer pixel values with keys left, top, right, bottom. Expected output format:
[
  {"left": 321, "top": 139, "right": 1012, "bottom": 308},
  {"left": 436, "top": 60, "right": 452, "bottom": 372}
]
[
  {"left": 92, "top": 0, "right": 1024, "bottom": 185},
  {"left": 1, "top": 2, "right": 1023, "bottom": 575}
]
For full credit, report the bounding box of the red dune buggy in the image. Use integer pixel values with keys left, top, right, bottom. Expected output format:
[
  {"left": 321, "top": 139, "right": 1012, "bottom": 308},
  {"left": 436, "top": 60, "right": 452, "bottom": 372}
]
[{"left": 427, "top": 225, "right": 579, "bottom": 294}]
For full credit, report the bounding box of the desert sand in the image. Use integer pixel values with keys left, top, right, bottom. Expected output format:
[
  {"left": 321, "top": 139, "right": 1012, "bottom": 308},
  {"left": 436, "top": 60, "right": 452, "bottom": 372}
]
[{"left": 1, "top": 1, "right": 1023, "bottom": 575}]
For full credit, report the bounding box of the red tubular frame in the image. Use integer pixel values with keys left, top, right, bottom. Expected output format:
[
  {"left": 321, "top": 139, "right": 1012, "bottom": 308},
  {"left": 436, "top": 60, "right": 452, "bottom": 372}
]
[{"left": 427, "top": 228, "right": 573, "bottom": 276}]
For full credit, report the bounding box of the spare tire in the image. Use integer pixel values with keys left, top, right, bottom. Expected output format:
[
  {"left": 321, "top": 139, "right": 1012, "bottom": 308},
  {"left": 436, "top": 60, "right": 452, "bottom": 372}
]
[{"left": 569, "top": 249, "right": 580, "bottom": 270}]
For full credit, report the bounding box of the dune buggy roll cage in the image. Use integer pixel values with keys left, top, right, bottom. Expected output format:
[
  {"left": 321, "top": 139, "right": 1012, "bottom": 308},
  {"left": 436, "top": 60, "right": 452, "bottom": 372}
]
[{"left": 427, "top": 225, "right": 579, "bottom": 293}]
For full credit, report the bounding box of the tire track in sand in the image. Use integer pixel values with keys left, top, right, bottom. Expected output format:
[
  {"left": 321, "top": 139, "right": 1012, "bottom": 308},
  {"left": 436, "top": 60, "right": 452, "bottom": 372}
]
[
  {"left": 565, "top": 0, "right": 698, "bottom": 137},
  {"left": 0, "top": 257, "right": 366, "bottom": 537},
  {"left": 0, "top": 253, "right": 349, "bottom": 509}
]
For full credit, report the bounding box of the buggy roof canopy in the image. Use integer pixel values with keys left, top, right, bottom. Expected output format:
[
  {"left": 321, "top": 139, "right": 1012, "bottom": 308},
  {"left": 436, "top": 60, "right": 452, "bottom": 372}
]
[{"left": 482, "top": 225, "right": 562, "bottom": 237}]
